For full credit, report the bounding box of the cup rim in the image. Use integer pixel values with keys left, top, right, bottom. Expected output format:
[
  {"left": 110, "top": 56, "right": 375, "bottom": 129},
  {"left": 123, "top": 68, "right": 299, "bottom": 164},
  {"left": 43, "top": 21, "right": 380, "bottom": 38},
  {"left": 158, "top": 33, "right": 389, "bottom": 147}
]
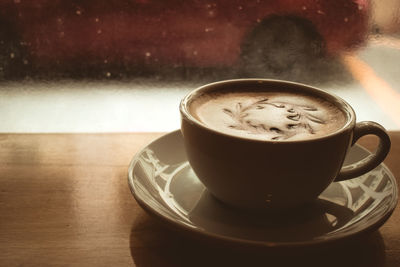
[{"left": 180, "top": 78, "right": 356, "bottom": 143}]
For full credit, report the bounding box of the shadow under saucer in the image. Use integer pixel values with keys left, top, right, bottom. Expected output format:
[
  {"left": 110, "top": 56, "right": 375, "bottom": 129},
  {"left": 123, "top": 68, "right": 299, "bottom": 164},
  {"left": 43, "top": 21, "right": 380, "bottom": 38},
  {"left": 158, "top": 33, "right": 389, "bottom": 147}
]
[{"left": 129, "top": 215, "right": 386, "bottom": 267}]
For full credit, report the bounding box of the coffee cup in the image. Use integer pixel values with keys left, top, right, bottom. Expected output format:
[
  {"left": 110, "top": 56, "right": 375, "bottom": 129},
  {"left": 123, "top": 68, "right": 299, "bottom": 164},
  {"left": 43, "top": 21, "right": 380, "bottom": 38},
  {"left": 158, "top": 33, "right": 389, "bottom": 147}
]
[{"left": 180, "top": 79, "right": 391, "bottom": 211}]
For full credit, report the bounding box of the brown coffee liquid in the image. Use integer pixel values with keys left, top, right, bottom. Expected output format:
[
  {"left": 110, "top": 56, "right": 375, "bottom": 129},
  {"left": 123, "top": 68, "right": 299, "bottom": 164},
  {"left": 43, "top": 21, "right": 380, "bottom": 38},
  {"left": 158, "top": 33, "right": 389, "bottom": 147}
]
[{"left": 190, "top": 91, "right": 347, "bottom": 141}]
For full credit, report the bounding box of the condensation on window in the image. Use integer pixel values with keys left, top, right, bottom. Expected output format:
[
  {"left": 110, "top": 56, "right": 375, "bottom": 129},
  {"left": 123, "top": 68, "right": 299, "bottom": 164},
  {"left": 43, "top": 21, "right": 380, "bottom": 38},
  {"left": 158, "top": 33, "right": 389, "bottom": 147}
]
[
  {"left": 1, "top": 1, "right": 400, "bottom": 133},
  {"left": 0, "top": 0, "right": 398, "bottom": 84}
]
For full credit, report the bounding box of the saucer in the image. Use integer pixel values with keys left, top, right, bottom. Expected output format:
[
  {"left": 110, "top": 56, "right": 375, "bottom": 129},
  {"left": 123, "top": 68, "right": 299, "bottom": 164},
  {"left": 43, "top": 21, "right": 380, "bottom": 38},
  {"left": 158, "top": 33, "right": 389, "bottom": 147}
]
[{"left": 128, "top": 130, "right": 398, "bottom": 247}]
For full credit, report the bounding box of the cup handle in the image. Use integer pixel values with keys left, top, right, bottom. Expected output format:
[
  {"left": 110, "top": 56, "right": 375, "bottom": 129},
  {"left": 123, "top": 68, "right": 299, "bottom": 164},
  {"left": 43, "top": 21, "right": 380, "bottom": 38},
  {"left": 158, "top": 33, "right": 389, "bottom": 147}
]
[{"left": 335, "top": 121, "right": 391, "bottom": 182}]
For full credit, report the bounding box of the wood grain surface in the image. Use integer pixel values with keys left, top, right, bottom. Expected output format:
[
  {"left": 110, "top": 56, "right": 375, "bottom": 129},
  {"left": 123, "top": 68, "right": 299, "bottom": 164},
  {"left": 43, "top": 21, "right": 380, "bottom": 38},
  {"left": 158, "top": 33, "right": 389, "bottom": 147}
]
[{"left": 0, "top": 132, "right": 399, "bottom": 267}]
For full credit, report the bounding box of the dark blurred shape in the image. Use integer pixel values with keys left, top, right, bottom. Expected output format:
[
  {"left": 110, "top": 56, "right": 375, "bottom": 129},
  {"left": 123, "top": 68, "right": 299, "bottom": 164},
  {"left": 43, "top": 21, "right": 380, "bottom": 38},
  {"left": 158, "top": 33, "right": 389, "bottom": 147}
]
[
  {"left": 0, "top": 0, "right": 370, "bottom": 80},
  {"left": 0, "top": 15, "right": 29, "bottom": 79},
  {"left": 240, "top": 15, "right": 325, "bottom": 78}
]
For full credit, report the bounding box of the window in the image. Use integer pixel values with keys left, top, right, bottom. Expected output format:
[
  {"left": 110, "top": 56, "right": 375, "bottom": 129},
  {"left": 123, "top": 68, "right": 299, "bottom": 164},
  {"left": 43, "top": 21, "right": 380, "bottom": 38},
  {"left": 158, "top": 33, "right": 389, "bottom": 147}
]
[{"left": 0, "top": 0, "right": 399, "bottom": 132}]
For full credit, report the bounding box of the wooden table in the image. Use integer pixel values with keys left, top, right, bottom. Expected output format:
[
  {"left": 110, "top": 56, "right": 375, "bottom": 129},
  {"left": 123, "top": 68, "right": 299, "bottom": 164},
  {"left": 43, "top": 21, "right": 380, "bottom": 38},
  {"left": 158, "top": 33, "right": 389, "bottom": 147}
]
[{"left": 1, "top": 132, "right": 399, "bottom": 267}]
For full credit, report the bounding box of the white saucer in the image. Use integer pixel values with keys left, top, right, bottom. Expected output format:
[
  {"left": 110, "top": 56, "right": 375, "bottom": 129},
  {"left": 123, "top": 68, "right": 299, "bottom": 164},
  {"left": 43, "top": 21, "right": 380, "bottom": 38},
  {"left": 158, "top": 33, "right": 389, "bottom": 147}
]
[{"left": 128, "top": 130, "right": 398, "bottom": 247}]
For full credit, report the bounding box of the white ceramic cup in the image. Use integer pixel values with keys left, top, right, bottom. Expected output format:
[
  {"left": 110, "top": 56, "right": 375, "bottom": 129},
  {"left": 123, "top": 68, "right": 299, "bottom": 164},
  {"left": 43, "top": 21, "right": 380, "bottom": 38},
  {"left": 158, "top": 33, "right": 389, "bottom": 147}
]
[{"left": 180, "top": 79, "right": 391, "bottom": 211}]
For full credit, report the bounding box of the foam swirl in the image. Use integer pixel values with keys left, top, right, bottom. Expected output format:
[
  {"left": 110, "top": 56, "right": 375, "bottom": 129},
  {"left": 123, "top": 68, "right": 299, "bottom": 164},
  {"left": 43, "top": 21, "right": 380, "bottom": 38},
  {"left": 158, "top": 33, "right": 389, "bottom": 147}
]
[{"left": 190, "top": 91, "right": 346, "bottom": 141}]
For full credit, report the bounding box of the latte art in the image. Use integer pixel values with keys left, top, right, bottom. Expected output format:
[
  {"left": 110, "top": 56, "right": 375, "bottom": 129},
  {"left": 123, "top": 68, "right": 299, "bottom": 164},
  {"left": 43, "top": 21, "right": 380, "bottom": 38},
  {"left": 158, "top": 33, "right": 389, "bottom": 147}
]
[
  {"left": 222, "top": 98, "right": 326, "bottom": 140},
  {"left": 190, "top": 91, "right": 347, "bottom": 141}
]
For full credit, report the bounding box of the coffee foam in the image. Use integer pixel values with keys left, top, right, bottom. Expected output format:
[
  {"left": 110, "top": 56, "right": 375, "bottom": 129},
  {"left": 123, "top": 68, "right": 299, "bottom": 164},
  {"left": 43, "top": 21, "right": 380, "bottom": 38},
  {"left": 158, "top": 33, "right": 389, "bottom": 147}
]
[{"left": 190, "top": 91, "right": 347, "bottom": 141}]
